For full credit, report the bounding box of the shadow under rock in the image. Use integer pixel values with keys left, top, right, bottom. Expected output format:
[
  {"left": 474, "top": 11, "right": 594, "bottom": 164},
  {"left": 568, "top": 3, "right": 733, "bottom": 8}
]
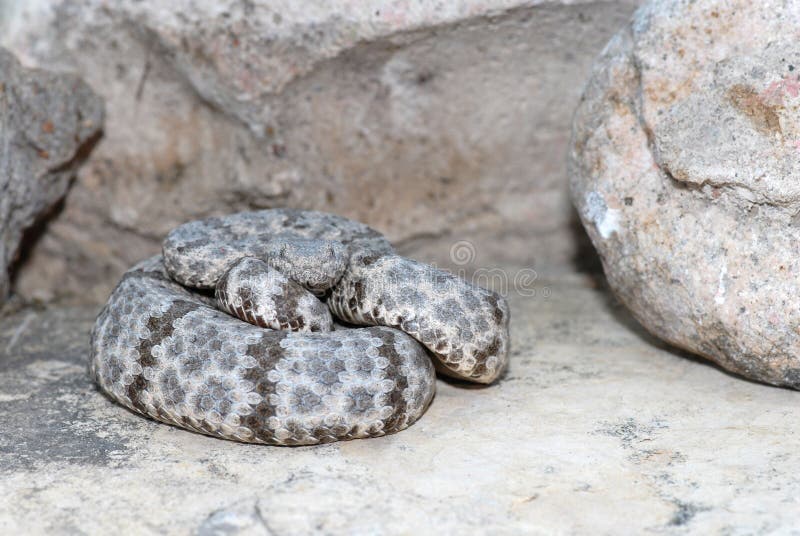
[
  {"left": 7, "top": 197, "right": 66, "bottom": 295},
  {"left": 7, "top": 129, "right": 104, "bottom": 303},
  {"left": 568, "top": 206, "right": 604, "bottom": 276},
  {"left": 567, "top": 207, "right": 659, "bottom": 345}
]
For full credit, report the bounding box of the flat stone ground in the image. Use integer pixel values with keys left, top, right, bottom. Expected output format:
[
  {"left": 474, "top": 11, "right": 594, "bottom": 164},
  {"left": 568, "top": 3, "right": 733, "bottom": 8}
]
[{"left": 2, "top": 276, "right": 799, "bottom": 535}]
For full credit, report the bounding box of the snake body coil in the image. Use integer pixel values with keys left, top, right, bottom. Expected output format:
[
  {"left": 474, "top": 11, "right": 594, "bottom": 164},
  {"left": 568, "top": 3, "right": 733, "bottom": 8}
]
[{"left": 91, "top": 209, "right": 509, "bottom": 445}]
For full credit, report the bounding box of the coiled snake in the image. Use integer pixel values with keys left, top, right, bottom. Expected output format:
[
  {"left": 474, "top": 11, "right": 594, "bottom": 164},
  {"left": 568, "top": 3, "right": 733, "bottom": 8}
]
[{"left": 90, "top": 209, "right": 509, "bottom": 445}]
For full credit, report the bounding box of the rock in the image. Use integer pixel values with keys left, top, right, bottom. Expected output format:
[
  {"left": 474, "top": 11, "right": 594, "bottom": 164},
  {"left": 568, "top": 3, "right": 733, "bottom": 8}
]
[
  {"left": 6, "top": 279, "right": 800, "bottom": 533},
  {"left": 197, "top": 499, "right": 271, "bottom": 536},
  {"left": 0, "top": 0, "right": 640, "bottom": 303},
  {"left": 0, "top": 47, "right": 103, "bottom": 303},
  {"left": 570, "top": 1, "right": 800, "bottom": 388}
]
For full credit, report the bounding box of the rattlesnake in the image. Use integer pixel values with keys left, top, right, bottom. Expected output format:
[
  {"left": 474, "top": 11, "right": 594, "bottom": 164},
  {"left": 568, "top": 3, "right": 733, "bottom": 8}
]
[{"left": 90, "top": 209, "right": 509, "bottom": 445}]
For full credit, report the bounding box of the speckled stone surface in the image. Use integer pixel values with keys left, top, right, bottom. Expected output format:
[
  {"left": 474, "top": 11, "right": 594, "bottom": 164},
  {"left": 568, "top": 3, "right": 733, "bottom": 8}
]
[
  {"left": 3, "top": 276, "right": 800, "bottom": 534},
  {"left": 570, "top": 0, "right": 800, "bottom": 389}
]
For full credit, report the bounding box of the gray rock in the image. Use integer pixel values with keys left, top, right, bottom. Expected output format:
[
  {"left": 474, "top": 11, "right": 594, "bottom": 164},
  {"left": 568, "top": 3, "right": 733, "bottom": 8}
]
[
  {"left": 0, "top": 0, "right": 640, "bottom": 303},
  {"left": 0, "top": 47, "right": 103, "bottom": 303},
  {"left": 197, "top": 499, "right": 272, "bottom": 536},
  {"left": 570, "top": 1, "right": 800, "bottom": 388}
]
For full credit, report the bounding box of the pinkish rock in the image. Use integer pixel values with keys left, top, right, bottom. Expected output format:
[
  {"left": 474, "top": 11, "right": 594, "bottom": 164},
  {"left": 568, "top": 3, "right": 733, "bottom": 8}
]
[{"left": 570, "top": 0, "right": 800, "bottom": 388}]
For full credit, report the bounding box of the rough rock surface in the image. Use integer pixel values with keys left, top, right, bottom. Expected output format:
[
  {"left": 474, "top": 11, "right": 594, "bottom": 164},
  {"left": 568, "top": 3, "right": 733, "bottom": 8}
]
[
  {"left": 0, "top": 47, "right": 102, "bottom": 303},
  {"left": 0, "top": 0, "right": 640, "bottom": 303},
  {"left": 570, "top": 1, "right": 800, "bottom": 388},
  {"left": 5, "top": 279, "right": 800, "bottom": 533}
]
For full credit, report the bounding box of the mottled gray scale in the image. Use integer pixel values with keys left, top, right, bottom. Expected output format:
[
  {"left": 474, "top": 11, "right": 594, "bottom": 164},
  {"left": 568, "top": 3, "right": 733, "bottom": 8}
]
[
  {"left": 91, "top": 256, "right": 435, "bottom": 445},
  {"left": 161, "top": 208, "right": 509, "bottom": 384},
  {"left": 94, "top": 209, "right": 510, "bottom": 443},
  {"left": 127, "top": 299, "right": 200, "bottom": 411},
  {"left": 260, "top": 237, "right": 347, "bottom": 296},
  {"left": 372, "top": 328, "right": 410, "bottom": 432},
  {"left": 163, "top": 208, "right": 393, "bottom": 289},
  {"left": 136, "top": 300, "right": 199, "bottom": 369},
  {"left": 329, "top": 254, "right": 510, "bottom": 384},
  {"left": 216, "top": 257, "right": 333, "bottom": 333},
  {"left": 240, "top": 331, "right": 286, "bottom": 444}
]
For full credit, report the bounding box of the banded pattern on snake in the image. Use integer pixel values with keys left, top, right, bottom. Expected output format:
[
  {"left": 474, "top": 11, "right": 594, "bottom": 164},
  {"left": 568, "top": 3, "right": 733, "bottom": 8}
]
[{"left": 91, "top": 209, "right": 509, "bottom": 445}]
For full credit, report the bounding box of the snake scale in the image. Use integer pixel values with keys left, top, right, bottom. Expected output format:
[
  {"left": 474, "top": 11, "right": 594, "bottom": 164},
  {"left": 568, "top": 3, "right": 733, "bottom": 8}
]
[{"left": 90, "top": 209, "right": 510, "bottom": 445}]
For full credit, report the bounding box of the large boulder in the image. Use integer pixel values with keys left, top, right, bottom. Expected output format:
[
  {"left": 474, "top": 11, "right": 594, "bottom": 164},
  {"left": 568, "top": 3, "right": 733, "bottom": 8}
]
[
  {"left": 0, "top": 0, "right": 639, "bottom": 303},
  {"left": 570, "top": 0, "right": 800, "bottom": 388},
  {"left": 0, "top": 47, "right": 103, "bottom": 304}
]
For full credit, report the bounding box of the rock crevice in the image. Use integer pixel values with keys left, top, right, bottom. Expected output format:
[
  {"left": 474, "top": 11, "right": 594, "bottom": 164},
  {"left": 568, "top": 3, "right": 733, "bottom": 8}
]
[{"left": 0, "top": 47, "right": 103, "bottom": 305}]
